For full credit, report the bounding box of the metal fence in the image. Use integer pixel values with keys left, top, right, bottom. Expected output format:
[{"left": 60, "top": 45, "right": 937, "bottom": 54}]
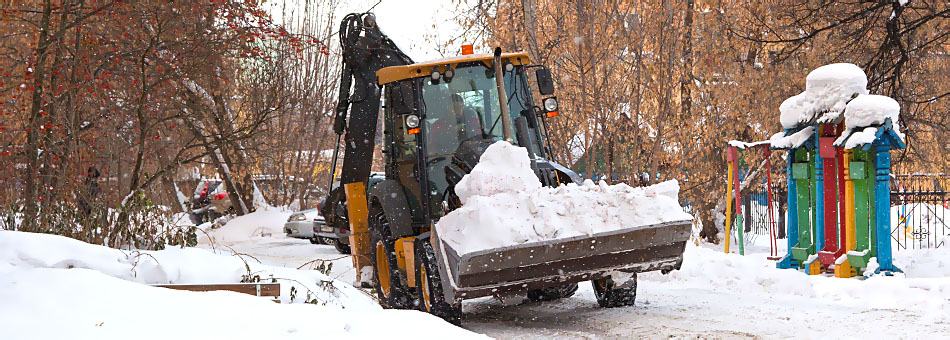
[
  {"left": 729, "top": 187, "right": 788, "bottom": 246},
  {"left": 890, "top": 174, "right": 949, "bottom": 250}
]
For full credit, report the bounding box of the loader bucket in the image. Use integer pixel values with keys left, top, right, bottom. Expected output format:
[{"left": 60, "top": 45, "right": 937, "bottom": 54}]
[{"left": 432, "top": 220, "right": 692, "bottom": 302}]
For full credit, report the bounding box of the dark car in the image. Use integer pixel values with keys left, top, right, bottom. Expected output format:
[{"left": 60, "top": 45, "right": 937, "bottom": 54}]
[{"left": 318, "top": 172, "right": 385, "bottom": 254}]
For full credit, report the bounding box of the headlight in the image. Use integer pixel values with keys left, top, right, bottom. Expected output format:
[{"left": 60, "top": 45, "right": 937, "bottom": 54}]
[
  {"left": 405, "top": 114, "right": 420, "bottom": 128},
  {"left": 543, "top": 97, "right": 558, "bottom": 112},
  {"left": 288, "top": 214, "right": 306, "bottom": 222}
]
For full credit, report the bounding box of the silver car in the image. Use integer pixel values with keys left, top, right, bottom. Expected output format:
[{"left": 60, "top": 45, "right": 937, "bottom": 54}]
[{"left": 284, "top": 208, "right": 322, "bottom": 243}]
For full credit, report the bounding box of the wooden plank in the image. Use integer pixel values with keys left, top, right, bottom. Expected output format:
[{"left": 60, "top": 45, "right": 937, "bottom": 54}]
[{"left": 153, "top": 283, "right": 280, "bottom": 297}]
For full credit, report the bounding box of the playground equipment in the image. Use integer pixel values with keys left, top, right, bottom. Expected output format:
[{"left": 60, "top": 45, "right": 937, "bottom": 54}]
[
  {"left": 729, "top": 64, "right": 906, "bottom": 277},
  {"left": 724, "top": 143, "right": 780, "bottom": 258},
  {"left": 770, "top": 120, "right": 904, "bottom": 277}
]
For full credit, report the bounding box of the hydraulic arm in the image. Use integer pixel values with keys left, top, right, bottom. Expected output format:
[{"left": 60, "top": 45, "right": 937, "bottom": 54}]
[{"left": 333, "top": 13, "right": 413, "bottom": 186}]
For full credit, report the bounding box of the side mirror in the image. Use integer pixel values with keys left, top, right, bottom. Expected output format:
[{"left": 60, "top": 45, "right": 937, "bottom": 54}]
[
  {"left": 391, "top": 82, "right": 414, "bottom": 114},
  {"left": 535, "top": 67, "right": 555, "bottom": 96}
]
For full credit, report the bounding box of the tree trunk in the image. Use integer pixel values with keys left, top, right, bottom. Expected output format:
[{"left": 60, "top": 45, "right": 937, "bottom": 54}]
[{"left": 21, "top": 0, "right": 53, "bottom": 232}]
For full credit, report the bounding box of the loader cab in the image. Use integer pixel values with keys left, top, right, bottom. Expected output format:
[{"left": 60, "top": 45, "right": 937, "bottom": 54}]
[{"left": 378, "top": 52, "right": 558, "bottom": 222}]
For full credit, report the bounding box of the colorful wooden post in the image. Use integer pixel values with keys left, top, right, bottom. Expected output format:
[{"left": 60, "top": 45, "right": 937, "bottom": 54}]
[
  {"left": 846, "top": 149, "right": 873, "bottom": 271},
  {"left": 813, "top": 130, "right": 826, "bottom": 259},
  {"left": 817, "top": 131, "right": 841, "bottom": 267},
  {"left": 873, "top": 140, "right": 900, "bottom": 274},
  {"left": 763, "top": 146, "right": 780, "bottom": 260},
  {"left": 725, "top": 146, "right": 737, "bottom": 254},
  {"left": 835, "top": 150, "right": 856, "bottom": 278},
  {"left": 732, "top": 147, "right": 745, "bottom": 255},
  {"left": 789, "top": 149, "right": 814, "bottom": 265},
  {"left": 777, "top": 145, "right": 800, "bottom": 269}
]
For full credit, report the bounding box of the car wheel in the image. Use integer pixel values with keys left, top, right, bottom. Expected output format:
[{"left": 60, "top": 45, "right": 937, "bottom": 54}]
[
  {"left": 309, "top": 237, "right": 321, "bottom": 244},
  {"left": 334, "top": 240, "right": 351, "bottom": 254}
]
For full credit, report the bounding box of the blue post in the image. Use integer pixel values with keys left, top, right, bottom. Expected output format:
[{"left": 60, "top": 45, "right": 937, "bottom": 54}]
[
  {"left": 778, "top": 147, "right": 799, "bottom": 269},
  {"left": 873, "top": 146, "right": 901, "bottom": 274}
]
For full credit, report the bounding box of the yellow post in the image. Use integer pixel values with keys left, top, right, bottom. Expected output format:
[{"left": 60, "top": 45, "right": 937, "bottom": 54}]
[
  {"left": 344, "top": 182, "right": 372, "bottom": 284},
  {"left": 724, "top": 163, "right": 734, "bottom": 254},
  {"left": 835, "top": 150, "right": 856, "bottom": 278}
]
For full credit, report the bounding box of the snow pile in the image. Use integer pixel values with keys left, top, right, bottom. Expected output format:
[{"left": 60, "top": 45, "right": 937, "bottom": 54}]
[
  {"left": 200, "top": 207, "right": 292, "bottom": 244},
  {"left": 642, "top": 244, "right": 950, "bottom": 324},
  {"left": 835, "top": 94, "right": 904, "bottom": 149},
  {"left": 436, "top": 141, "right": 693, "bottom": 255},
  {"left": 0, "top": 231, "right": 483, "bottom": 339},
  {"left": 769, "top": 126, "right": 815, "bottom": 149},
  {"left": 780, "top": 63, "right": 869, "bottom": 128},
  {"left": 454, "top": 141, "right": 541, "bottom": 203}
]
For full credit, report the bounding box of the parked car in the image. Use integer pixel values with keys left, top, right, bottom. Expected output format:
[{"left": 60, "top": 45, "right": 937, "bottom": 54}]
[
  {"left": 189, "top": 179, "right": 233, "bottom": 224},
  {"left": 318, "top": 172, "right": 385, "bottom": 254},
  {"left": 284, "top": 208, "right": 323, "bottom": 244}
]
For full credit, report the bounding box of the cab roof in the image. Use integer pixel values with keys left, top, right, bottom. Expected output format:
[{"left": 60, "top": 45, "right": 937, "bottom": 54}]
[{"left": 376, "top": 52, "right": 531, "bottom": 85}]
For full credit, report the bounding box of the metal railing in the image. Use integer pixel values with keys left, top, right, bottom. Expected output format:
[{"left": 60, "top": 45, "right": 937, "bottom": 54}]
[{"left": 890, "top": 174, "right": 949, "bottom": 250}]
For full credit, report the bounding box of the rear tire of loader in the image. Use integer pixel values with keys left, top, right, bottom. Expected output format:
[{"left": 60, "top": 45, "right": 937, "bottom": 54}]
[
  {"left": 370, "top": 205, "right": 413, "bottom": 309},
  {"left": 527, "top": 283, "right": 579, "bottom": 302},
  {"left": 415, "top": 240, "right": 462, "bottom": 326},
  {"left": 592, "top": 274, "right": 637, "bottom": 308}
]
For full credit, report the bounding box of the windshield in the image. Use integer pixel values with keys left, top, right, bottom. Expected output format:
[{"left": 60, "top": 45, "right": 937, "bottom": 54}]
[
  {"left": 421, "top": 65, "right": 535, "bottom": 158},
  {"left": 420, "top": 64, "right": 540, "bottom": 214}
]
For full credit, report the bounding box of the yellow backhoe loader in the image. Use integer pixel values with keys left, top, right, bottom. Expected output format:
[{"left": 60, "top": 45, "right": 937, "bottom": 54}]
[{"left": 325, "top": 12, "right": 691, "bottom": 325}]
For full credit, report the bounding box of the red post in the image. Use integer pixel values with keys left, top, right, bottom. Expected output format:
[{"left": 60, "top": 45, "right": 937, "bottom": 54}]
[
  {"left": 763, "top": 146, "right": 779, "bottom": 259},
  {"left": 818, "top": 125, "right": 842, "bottom": 266}
]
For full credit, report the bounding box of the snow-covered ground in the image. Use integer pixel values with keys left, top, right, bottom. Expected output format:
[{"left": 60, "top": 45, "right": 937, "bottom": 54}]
[
  {"left": 4, "top": 202, "right": 948, "bottom": 339},
  {"left": 0, "top": 225, "right": 481, "bottom": 339},
  {"left": 464, "top": 242, "right": 950, "bottom": 339},
  {"left": 194, "top": 208, "right": 949, "bottom": 338}
]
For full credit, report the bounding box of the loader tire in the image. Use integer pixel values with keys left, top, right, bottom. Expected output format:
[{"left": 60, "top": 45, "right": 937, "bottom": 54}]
[
  {"left": 415, "top": 240, "right": 462, "bottom": 326},
  {"left": 527, "top": 283, "right": 579, "bottom": 302},
  {"left": 370, "top": 205, "right": 413, "bottom": 309},
  {"left": 592, "top": 274, "right": 637, "bottom": 308}
]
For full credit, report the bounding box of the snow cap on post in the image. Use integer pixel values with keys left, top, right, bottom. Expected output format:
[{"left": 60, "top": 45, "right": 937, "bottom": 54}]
[
  {"left": 834, "top": 94, "right": 904, "bottom": 149},
  {"left": 780, "top": 63, "right": 869, "bottom": 129}
]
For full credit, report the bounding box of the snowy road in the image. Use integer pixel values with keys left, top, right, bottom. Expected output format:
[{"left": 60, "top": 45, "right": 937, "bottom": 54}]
[
  {"left": 463, "top": 277, "right": 938, "bottom": 339},
  {"left": 199, "top": 210, "right": 950, "bottom": 339}
]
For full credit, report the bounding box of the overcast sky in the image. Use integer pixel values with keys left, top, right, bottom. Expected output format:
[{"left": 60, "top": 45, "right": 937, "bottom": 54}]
[{"left": 266, "top": 0, "right": 465, "bottom": 62}]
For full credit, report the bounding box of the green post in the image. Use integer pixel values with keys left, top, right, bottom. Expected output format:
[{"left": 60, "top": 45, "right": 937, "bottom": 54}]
[
  {"left": 846, "top": 149, "right": 872, "bottom": 269},
  {"left": 790, "top": 149, "right": 814, "bottom": 263}
]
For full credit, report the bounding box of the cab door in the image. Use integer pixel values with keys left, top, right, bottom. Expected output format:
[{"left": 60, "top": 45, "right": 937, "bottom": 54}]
[{"left": 384, "top": 80, "right": 426, "bottom": 223}]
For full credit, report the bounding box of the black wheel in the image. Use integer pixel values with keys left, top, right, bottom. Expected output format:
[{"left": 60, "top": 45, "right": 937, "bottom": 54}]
[
  {"left": 592, "top": 274, "right": 637, "bottom": 308},
  {"left": 309, "top": 237, "right": 321, "bottom": 244},
  {"left": 415, "top": 239, "right": 462, "bottom": 326},
  {"left": 334, "top": 240, "right": 351, "bottom": 254},
  {"left": 527, "top": 283, "right": 579, "bottom": 302},
  {"left": 369, "top": 204, "right": 413, "bottom": 309}
]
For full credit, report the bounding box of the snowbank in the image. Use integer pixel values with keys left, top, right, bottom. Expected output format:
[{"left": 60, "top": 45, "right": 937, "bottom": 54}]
[
  {"left": 780, "top": 63, "right": 869, "bottom": 129},
  {"left": 200, "top": 207, "right": 292, "bottom": 244},
  {"left": 642, "top": 244, "right": 950, "bottom": 324},
  {"left": 0, "top": 231, "right": 483, "bottom": 339},
  {"left": 436, "top": 141, "right": 693, "bottom": 255}
]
